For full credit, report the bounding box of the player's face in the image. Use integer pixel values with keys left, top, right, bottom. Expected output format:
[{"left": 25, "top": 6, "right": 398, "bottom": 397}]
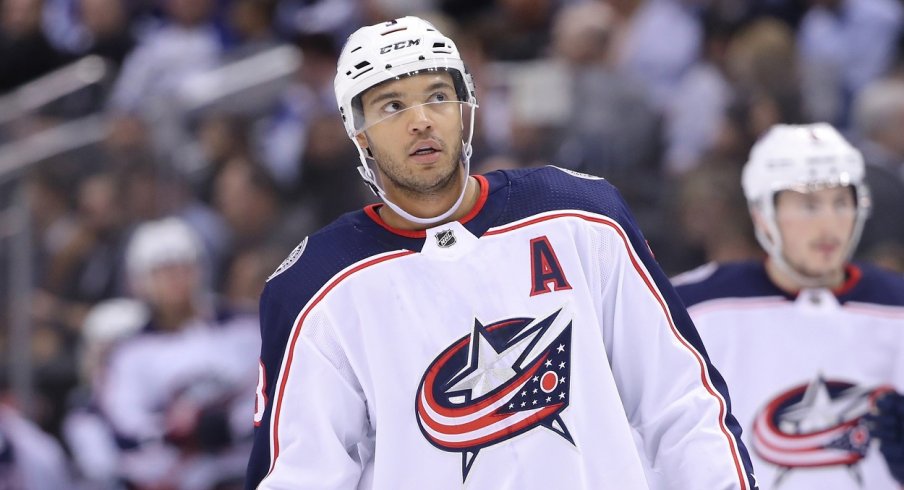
[
  {"left": 774, "top": 186, "right": 857, "bottom": 280},
  {"left": 355, "top": 71, "right": 464, "bottom": 199},
  {"left": 144, "top": 262, "right": 200, "bottom": 310}
]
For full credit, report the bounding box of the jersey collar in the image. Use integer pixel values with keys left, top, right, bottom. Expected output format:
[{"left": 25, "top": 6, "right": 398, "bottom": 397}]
[{"left": 363, "top": 174, "right": 490, "bottom": 239}]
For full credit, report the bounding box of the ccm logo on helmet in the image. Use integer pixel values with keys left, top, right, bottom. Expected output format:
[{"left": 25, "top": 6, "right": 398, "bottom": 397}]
[{"left": 380, "top": 39, "right": 420, "bottom": 54}]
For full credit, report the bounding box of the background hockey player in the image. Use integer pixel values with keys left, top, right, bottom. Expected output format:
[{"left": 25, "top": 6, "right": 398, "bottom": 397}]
[
  {"left": 247, "top": 15, "right": 757, "bottom": 490},
  {"left": 100, "top": 217, "right": 260, "bottom": 489},
  {"left": 674, "top": 122, "right": 904, "bottom": 489}
]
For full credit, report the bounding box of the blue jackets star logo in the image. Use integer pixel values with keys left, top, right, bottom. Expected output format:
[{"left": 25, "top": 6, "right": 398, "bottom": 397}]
[
  {"left": 752, "top": 374, "right": 881, "bottom": 487},
  {"left": 415, "top": 307, "right": 575, "bottom": 481}
]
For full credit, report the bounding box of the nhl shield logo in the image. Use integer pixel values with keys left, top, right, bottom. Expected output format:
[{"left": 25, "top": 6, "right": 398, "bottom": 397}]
[{"left": 435, "top": 229, "right": 456, "bottom": 248}]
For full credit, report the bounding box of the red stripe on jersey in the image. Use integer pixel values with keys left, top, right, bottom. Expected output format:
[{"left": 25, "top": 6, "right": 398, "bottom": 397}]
[
  {"left": 266, "top": 250, "right": 415, "bottom": 477},
  {"left": 421, "top": 404, "right": 562, "bottom": 449},
  {"left": 487, "top": 212, "right": 750, "bottom": 490},
  {"left": 363, "top": 175, "right": 490, "bottom": 238}
]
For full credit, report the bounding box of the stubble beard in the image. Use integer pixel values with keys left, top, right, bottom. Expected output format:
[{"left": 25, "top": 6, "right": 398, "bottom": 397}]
[
  {"left": 782, "top": 251, "right": 844, "bottom": 286},
  {"left": 372, "top": 137, "right": 464, "bottom": 199}
]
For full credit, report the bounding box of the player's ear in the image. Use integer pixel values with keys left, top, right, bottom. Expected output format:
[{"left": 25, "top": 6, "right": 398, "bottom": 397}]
[
  {"left": 749, "top": 208, "right": 771, "bottom": 238},
  {"left": 355, "top": 133, "right": 368, "bottom": 149},
  {"left": 356, "top": 133, "right": 375, "bottom": 159}
]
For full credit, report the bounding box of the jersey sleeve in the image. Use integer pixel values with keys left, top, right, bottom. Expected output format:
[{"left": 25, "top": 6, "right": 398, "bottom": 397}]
[
  {"left": 246, "top": 279, "right": 371, "bottom": 489},
  {"left": 595, "top": 188, "right": 757, "bottom": 489},
  {"left": 99, "top": 343, "right": 161, "bottom": 444}
]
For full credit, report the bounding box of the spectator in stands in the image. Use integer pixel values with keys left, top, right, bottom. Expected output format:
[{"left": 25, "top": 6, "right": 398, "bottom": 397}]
[
  {"left": 0, "top": 0, "right": 68, "bottom": 93},
  {"left": 797, "top": 0, "right": 903, "bottom": 126},
  {"left": 608, "top": 0, "right": 702, "bottom": 111},
  {"left": 471, "top": 0, "right": 556, "bottom": 61},
  {"left": 259, "top": 33, "right": 340, "bottom": 193},
  {"left": 667, "top": 159, "right": 762, "bottom": 275},
  {"left": 851, "top": 78, "right": 904, "bottom": 271},
  {"left": 212, "top": 157, "right": 284, "bottom": 251},
  {"left": 107, "top": 0, "right": 221, "bottom": 114},
  {"left": 226, "top": 0, "right": 279, "bottom": 59},
  {"left": 664, "top": 14, "right": 735, "bottom": 176},
  {"left": 78, "top": 0, "right": 136, "bottom": 68},
  {"left": 550, "top": 1, "right": 659, "bottom": 197},
  {"left": 37, "top": 170, "right": 129, "bottom": 316},
  {"left": 43, "top": 0, "right": 136, "bottom": 69},
  {"left": 724, "top": 18, "right": 805, "bottom": 137}
]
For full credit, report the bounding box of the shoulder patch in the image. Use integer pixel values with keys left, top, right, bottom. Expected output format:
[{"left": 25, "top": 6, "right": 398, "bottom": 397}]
[
  {"left": 267, "top": 237, "right": 308, "bottom": 282},
  {"left": 548, "top": 165, "right": 605, "bottom": 181}
]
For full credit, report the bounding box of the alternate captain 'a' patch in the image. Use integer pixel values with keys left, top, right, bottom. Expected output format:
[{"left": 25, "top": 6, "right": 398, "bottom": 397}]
[
  {"left": 415, "top": 307, "right": 575, "bottom": 482},
  {"left": 752, "top": 375, "right": 884, "bottom": 487},
  {"left": 267, "top": 237, "right": 308, "bottom": 282}
]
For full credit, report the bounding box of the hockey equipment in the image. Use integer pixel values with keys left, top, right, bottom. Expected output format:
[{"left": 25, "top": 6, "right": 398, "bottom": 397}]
[
  {"left": 867, "top": 390, "right": 904, "bottom": 484},
  {"left": 125, "top": 217, "right": 203, "bottom": 290},
  {"left": 741, "top": 123, "right": 871, "bottom": 286},
  {"left": 334, "top": 16, "right": 478, "bottom": 225}
]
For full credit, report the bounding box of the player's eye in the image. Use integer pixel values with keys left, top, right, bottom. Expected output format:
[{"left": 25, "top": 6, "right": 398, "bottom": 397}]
[
  {"left": 833, "top": 197, "right": 855, "bottom": 213},
  {"left": 428, "top": 91, "right": 450, "bottom": 103},
  {"left": 802, "top": 198, "right": 819, "bottom": 212},
  {"left": 382, "top": 101, "right": 404, "bottom": 114}
]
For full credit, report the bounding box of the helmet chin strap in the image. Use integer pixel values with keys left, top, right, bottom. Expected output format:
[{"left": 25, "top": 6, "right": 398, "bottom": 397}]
[{"left": 353, "top": 103, "right": 477, "bottom": 227}]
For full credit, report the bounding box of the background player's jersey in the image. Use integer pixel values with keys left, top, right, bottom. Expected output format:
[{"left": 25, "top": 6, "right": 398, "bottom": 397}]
[
  {"left": 675, "top": 261, "right": 904, "bottom": 489},
  {"left": 247, "top": 166, "right": 757, "bottom": 489}
]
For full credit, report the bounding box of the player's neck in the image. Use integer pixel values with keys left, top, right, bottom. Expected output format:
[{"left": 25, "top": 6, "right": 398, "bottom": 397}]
[
  {"left": 155, "top": 302, "right": 199, "bottom": 331},
  {"left": 764, "top": 257, "right": 845, "bottom": 294},
  {"left": 379, "top": 175, "right": 479, "bottom": 231}
]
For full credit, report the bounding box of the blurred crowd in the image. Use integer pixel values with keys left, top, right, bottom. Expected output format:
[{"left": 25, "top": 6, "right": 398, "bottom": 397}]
[{"left": 0, "top": 0, "right": 903, "bottom": 487}]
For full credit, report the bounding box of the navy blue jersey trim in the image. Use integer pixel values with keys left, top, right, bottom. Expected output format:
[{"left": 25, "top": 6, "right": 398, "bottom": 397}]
[
  {"left": 675, "top": 262, "right": 787, "bottom": 308},
  {"left": 676, "top": 261, "right": 904, "bottom": 308}
]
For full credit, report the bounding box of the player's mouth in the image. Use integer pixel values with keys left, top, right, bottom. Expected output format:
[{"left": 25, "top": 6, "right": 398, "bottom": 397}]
[
  {"left": 409, "top": 139, "right": 442, "bottom": 164},
  {"left": 813, "top": 240, "right": 841, "bottom": 258}
]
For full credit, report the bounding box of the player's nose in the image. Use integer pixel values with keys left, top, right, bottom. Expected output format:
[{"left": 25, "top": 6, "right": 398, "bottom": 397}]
[{"left": 407, "top": 104, "right": 433, "bottom": 134}]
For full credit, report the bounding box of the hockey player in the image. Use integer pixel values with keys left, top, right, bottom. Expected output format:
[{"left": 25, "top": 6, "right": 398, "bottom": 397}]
[
  {"left": 247, "top": 16, "right": 757, "bottom": 489},
  {"left": 100, "top": 217, "right": 260, "bottom": 489},
  {"left": 673, "top": 123, "right": 904, "bottom": 489}
]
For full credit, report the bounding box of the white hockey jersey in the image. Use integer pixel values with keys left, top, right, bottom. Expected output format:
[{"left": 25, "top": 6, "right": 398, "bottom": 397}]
[
  {"left": 675, "top": 261, "right": 904, "bottom": 489},
  {"left": 100, "top": 307, "right": 261, "bottom": 486},
  {"left": 247, "top": 167, "right": 757, "bottom": 489}
]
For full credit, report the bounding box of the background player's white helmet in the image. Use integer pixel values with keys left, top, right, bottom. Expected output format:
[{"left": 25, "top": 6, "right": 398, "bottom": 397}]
[
  {"left": 334, "top": 16, "right": 478, "bottom": 225},
  {"left": 742, "top": 123, "right": 871, "bottom": 282},
  {"left": 80, "top": 298, "right": 149, "bottom": 383},
  {"left": 126, "top": 217, "right": 203, "bottom": 289}
]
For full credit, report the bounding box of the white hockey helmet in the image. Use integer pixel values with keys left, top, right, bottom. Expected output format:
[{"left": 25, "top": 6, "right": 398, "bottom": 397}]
[
  {"left": 126, "top": 217, "right": 204, "bottom": 286},
  {"left": 742, "top": 123, "right": 871, "bottom": 279},
  {"left": 335, "top": 16, "right": 477, "bottom": 137},
  {"left": 80, "top": 298, "right": 149, "bottom": 383},
  {"left": 334, "top": 16, "right": 478, "bottom": 225}
]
